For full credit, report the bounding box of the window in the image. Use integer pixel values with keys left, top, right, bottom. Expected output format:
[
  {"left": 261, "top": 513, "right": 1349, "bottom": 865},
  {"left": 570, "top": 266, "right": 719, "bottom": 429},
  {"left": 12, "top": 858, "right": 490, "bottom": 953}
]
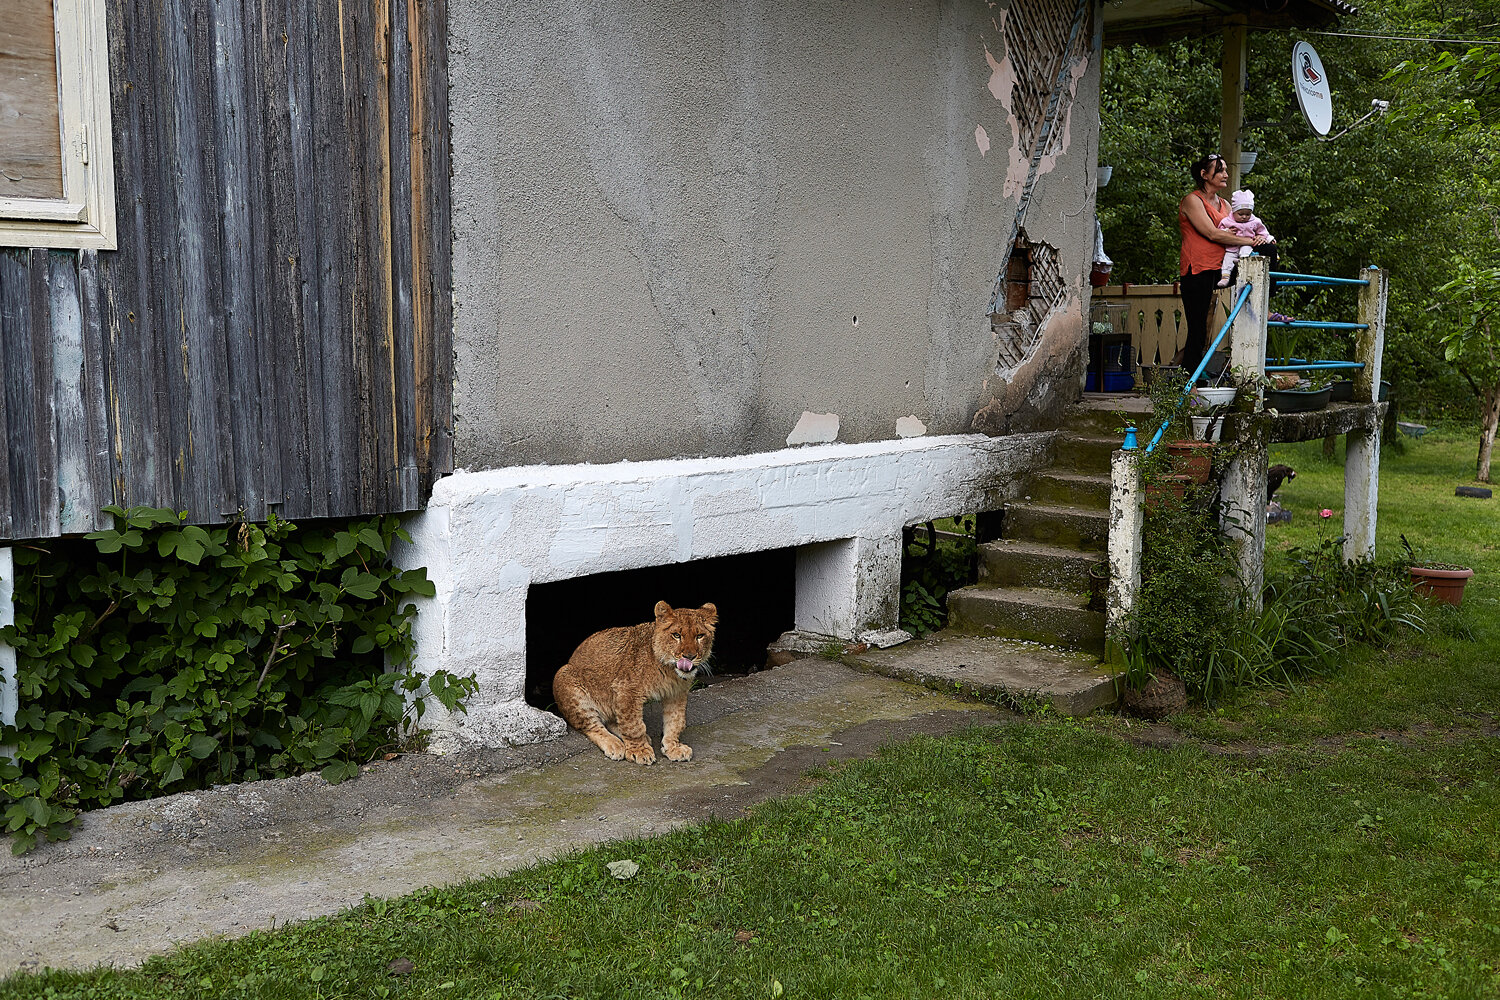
[{"left": 0, "top": 0, "right": 116, "bottom": 250}]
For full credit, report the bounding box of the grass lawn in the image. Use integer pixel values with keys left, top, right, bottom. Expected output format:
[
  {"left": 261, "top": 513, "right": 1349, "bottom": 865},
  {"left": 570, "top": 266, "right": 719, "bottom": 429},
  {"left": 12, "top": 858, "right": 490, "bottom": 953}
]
[{"left": 3, "top": 428, "right": 1498, "bottom": 1000}]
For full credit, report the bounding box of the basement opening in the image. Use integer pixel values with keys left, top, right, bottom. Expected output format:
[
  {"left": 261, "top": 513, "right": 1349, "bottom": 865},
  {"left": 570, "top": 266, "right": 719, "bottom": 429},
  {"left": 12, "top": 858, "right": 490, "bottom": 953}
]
[{"left": 523, "top": 548, "right": 797, "bottom": 711}]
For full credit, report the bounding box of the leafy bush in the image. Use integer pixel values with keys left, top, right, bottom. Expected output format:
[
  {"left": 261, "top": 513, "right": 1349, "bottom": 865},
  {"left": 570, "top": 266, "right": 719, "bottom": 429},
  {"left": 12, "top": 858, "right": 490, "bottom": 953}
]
[
  {"left": 0, "top": 506, "right": 474, "bottom": 855},
  {"left": 1128, "top": 482, "right": 1252, "bottom": 694}
]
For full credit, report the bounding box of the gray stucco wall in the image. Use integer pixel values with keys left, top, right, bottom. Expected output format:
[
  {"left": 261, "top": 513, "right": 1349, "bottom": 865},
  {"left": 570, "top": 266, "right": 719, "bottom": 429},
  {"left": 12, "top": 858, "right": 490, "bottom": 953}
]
[{"left": 449, "top": 0, "right": 1101, "bottom": 469}]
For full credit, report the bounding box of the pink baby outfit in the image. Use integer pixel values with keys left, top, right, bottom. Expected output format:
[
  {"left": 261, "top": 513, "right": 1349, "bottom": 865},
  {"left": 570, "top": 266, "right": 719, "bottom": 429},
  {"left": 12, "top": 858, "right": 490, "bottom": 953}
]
[{"left": 1217, "top": 189, "right": 1273, "bottom": 280}]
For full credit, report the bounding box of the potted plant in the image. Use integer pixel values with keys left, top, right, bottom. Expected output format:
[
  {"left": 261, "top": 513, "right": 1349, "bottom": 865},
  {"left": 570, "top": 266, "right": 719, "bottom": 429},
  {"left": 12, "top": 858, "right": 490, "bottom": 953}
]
[
  {"left": 1408, "top": 563, "right": 1474, "bottom": 604},
  {"left": 1188, "top": 386, "right": 1235, "bottom": 441},
  {"left": 1265, "top": 369, "right": 1335, "bottom": 414},
  {"left": 1402, "top": 536, "right": 1476, "bottom": 605}
]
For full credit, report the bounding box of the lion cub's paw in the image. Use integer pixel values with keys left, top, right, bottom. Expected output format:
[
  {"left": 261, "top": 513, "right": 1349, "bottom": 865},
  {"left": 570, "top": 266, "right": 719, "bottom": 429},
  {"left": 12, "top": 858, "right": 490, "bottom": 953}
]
[
  {"left": 625, "top": 744, "right": 657, "bottom": 766},
  {"left": 662, "top": 742, "right": 693, "bottom": 762},
  {"left": 593, "top": 733, "right": 627, "bottom": 760}
]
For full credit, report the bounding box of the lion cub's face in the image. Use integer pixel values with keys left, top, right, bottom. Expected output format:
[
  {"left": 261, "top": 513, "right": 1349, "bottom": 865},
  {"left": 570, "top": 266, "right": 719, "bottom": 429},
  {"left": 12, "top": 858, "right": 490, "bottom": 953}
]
[{"left": 652, "top": 601, "right": 717, "bottom": 679}]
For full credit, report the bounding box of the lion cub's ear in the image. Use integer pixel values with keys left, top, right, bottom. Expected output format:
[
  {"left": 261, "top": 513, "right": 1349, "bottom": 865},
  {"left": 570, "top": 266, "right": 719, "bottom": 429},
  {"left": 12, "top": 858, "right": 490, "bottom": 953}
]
[
  {"left": 654, "top": 600, "right": 673, "bottom": 618},
  {"left": 700, "top": 603, "right": 717, "bottom": 621}
]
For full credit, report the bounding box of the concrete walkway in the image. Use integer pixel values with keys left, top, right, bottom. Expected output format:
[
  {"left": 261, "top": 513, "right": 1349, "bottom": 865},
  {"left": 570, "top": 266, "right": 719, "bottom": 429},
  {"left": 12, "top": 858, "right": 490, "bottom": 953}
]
[{"left": 0, "top": 660, "right": 1003, "bottom": 975}]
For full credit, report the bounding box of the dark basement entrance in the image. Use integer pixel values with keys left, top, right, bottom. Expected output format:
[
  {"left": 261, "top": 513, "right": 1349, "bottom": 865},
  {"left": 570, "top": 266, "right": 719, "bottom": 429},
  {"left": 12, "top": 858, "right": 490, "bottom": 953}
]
[{"left": 523, "top": 548, "right": 796, "bottom": 711}]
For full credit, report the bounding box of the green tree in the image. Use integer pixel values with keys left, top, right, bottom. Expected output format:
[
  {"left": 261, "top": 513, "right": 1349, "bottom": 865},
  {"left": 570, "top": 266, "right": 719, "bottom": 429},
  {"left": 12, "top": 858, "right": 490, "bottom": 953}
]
[{"left": 1097, "top": 0, "right": 1499, "bottom": 419}]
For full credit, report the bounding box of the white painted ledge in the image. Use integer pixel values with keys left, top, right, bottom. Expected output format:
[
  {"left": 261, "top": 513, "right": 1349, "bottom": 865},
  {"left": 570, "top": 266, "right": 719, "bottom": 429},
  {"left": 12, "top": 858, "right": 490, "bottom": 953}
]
[{"left": 396, "top": 432, "right": 1053, "bottom": 747}]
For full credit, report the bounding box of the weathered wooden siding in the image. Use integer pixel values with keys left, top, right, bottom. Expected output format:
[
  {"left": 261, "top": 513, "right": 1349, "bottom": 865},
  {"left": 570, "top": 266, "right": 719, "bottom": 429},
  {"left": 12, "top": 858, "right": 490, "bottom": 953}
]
[{"left": 0, "top": 0, "right": 452, "bottom": 540}]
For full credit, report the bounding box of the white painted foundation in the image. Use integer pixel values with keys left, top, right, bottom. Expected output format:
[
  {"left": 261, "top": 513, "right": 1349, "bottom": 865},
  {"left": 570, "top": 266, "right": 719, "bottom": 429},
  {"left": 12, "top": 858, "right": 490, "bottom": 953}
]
[{"left": 396, "top": 433, "right": 1052, "bottom": 747}]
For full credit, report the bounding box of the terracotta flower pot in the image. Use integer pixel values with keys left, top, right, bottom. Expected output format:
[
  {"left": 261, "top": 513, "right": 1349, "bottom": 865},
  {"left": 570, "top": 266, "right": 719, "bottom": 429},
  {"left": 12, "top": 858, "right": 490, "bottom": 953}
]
[
  {"left": 1409, "top": 565, "right": 1474, "bottom": 606},
  {"left": 1166, "top": 440, "right": 1213, "bottom": 484}
]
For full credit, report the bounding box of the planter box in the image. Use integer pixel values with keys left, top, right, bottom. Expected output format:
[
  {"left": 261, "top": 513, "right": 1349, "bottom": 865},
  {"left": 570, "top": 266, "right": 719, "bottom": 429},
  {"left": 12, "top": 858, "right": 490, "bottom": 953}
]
[
  {"left": 1329, "top": 379, "right": 1353, "bottom": 402},
  {"left": 1409, "top": 565, "right": 1474, "bottom": 606},
  {"left": 1266, "top": 386, "right": 1332, "bottom": 413}
]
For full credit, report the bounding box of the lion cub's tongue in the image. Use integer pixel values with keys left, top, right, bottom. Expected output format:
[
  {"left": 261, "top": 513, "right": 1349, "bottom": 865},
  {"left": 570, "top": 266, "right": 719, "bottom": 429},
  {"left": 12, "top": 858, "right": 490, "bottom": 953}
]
[{"left": 676, "top": 657, "right": 693, "bottom": 672}]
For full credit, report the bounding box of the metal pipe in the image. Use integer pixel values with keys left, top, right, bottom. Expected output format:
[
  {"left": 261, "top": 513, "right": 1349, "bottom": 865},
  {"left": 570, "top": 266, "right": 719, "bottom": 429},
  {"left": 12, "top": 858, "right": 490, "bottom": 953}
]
[
  {"left": 1144, "top": 283, "right": 1253, "bottom": 455},
  {"left": 1264, "top": 361, "right": 1365, "bottom": 371},
  {"left": 1267, "top": 320, "right": 1369, "bottom": 330},
  {"left": 1268, "top": 271, "right": 1371, "bottom": 286}
]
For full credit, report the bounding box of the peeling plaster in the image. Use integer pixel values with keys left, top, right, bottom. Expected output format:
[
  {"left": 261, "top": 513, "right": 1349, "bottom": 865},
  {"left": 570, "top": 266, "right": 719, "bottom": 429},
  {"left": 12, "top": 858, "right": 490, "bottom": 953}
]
[
  {"left": 974, "top": 124, "right": 989, "bottom": 156},
  {"left": 1035, "top": 53, "right": 1090, "bottom": 179},
  {"left": 896, "top": 416, "right": 927, "bottom": 438},
  {"left": 786, "top": 411, "right": 840, "bottom": 446}
]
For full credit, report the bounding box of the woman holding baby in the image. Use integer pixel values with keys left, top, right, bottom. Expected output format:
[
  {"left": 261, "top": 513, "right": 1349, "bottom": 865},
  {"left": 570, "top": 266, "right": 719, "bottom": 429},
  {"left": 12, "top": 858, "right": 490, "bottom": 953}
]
[{"left": 1177, "top": 152, "right": 1276, "bottom": 377}]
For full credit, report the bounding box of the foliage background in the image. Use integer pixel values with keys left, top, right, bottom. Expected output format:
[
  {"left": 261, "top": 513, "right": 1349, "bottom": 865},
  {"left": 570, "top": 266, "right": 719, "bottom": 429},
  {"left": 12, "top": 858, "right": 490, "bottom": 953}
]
[{"left": 1097, "top": 0, "right": 1500, "bottom": 423}]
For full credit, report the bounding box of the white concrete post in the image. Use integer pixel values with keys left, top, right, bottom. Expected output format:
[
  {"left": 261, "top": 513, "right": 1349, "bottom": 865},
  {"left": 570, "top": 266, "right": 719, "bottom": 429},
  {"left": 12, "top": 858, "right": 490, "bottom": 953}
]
[
  {"left": 1229, "top": 254, "right": 1270, "bottom": 406},
  {"left": 1221, "top": 254, "right": 1270, "bottom": 609},
  {"left": 794, "top": 533, "right": 903, "bottom": 639},
  {"left": 1, "top": 548, "right": 15, "bottom": 748},
  {"left": 1345, "top": 267, "right": 1388, "bottom": 562},
  {"left": 1105, "top": 449, "right": 1143, "bottom": 663}
]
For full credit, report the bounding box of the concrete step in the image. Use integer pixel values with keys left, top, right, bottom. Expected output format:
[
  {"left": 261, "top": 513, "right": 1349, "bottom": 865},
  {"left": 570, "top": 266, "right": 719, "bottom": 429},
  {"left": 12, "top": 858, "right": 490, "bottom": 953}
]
[
  {"left": 1003, "top": 502, "right": 1109, "bottom": 551},
  {"left": 1064, "top": 394, "right": 1153, "bottom": 436},
  {"left": 1030, "top": 469, "right": 1112, "bottom": 509},
  {"left": 843, "top": 629, "right": 1118, "bottom": 716},
  {"left": 979, "top": 538, "right": 1102, "bottom": 591},
  {"left": 947, "top": 585, "right": 1106, "bottom": 654},
  {"left": 1053, "top": 434, "right": 1124, "bottom": 473}
]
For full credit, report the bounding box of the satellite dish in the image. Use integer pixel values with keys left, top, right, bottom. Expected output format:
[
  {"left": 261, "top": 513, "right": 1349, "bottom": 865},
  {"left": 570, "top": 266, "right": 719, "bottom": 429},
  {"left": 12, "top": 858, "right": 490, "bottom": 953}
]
[{"left": 1292, "top": 41, "right": 1333, "bottom": 136}]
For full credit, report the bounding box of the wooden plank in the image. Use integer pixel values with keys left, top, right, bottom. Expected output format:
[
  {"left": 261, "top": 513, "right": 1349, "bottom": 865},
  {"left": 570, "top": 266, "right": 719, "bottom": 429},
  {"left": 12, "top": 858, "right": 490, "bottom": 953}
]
[
  {"left": 27, "top": 249, "right": 58, "bottom": 538},
  {"left": 311, "top": 0, "right": 358, "bottom": 517},
  {"left": 346, "top": 0, "right": 382, "bottom": 514},
  {"left": 47, "top": 251, "right": 100, "bottom": 532},
  {"left": 251, "top": 0, "right": 306, "bottom": 519},
  {"left": 169, "top": 0, "right": 232, "bottom": 520},
  {"left": 284, "top": 0, "right": 328, "bottom": 519},
  {"left": 0, "top": 0, "right": 65, "bottom": 200},
  {"left": 1, "top": 251, "right": 42, "bottom": 537},
  {"left": 74, "top": 249, "right": 113, "bottom": 529},
  {"left": 389, "top": 0, "right": 418, "bottom": 510},
  {"left": 123, "top": 0, "right": 182, "bottom": 511},
  {"left": 207, "top": 0, "right": 267, "bottom": 520},
  {"left": 0, "top": 252, "right": 24, "bottom": 538},
  {"left": 420, "top": 0, "right": 453, "bottom": 486}
]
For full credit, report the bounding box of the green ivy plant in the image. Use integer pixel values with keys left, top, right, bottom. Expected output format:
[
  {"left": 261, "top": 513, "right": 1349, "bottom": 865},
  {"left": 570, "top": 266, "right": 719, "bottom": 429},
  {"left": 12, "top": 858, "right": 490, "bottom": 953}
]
[{"left": 0, "top": 506, "right": 475, "bottom": 855}]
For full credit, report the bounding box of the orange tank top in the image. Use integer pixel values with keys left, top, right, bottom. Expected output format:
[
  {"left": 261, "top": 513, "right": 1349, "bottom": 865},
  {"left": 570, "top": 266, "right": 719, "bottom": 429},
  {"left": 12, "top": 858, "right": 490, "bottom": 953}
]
[{"left": 1179, "top": 190, "right": 1228, "bottom": 275}]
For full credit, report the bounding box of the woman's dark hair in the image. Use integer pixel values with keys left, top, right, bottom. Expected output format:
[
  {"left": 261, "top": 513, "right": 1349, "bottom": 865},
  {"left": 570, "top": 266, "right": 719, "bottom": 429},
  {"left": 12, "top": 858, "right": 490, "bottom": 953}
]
[{"left": 1190, "top": 153, "right": 1227, "bottom": 190}]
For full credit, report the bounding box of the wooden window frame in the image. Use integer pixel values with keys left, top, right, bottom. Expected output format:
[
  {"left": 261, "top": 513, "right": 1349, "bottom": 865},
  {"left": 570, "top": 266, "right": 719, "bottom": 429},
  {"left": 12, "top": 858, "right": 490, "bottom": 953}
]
[{"left": 0, "top": 0, "right": 117, "bottom": 250}]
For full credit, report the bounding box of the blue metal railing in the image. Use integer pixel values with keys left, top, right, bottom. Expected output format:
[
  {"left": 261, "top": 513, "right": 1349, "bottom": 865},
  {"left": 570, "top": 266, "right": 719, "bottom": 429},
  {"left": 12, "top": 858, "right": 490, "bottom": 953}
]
[
  {"left": 1269, "top": 271, "right": 1371, "bottom": 287},
  {"left": 1122, "top": 269, "right": 1378, "bottom": 453},
  {"left": 1267, "top": 320, "right": 1368, "bottom": 330},
  {"left": 1264, "top": 360, "right": 1365, "bottom": 372},
  {"left": 1137, "top": 282, "right": 1253, "bottom": 455}
]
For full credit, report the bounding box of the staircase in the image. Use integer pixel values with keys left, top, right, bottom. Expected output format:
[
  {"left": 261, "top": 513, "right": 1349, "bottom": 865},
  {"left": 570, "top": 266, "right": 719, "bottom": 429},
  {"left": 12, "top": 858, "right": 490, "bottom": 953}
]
[
  {"left": 844, "top": 395, "right": 1148, "bottom": 716},
  {"left": 947, "top": 397, "right": 1133, "bottom": 653}
]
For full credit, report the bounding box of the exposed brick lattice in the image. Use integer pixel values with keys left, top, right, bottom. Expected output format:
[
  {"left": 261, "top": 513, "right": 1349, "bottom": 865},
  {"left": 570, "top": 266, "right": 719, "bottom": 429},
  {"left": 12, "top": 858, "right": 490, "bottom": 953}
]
[
  {"left": 994, "top": 235, "right": 1066, "bottom": 373},
  {"left": 1003, "top": 0, "right": 1092, "bottom": 160}
]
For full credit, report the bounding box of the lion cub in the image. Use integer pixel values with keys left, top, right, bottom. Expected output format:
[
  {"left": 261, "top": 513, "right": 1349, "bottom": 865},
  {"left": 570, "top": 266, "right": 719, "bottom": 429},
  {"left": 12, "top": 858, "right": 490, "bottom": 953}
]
[{"left": 552, "top": 601, "right": 717, "bottom": 765}]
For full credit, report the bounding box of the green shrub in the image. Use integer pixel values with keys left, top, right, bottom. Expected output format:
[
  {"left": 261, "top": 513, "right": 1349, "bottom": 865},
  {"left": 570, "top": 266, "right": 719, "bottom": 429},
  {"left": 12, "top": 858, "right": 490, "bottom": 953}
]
[
  {"left": 899, "top": 519, "right": 978, "bottom": 637},
  {"left": 0, "top": 506, "right": 474, "bottom": 855}
]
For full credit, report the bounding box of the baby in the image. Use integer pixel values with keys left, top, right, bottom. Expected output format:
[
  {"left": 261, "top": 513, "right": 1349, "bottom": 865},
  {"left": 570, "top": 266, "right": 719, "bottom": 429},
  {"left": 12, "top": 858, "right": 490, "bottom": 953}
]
[{"left": 1217, "top": 189, "right": 1273, "bottom": 287}]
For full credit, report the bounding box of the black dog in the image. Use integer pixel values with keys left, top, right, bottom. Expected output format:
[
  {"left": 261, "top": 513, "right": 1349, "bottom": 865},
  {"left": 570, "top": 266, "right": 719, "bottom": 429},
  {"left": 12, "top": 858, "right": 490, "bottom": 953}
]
[{"left": 1267, "top": 464, "right": 1297, "bottom": 502}]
